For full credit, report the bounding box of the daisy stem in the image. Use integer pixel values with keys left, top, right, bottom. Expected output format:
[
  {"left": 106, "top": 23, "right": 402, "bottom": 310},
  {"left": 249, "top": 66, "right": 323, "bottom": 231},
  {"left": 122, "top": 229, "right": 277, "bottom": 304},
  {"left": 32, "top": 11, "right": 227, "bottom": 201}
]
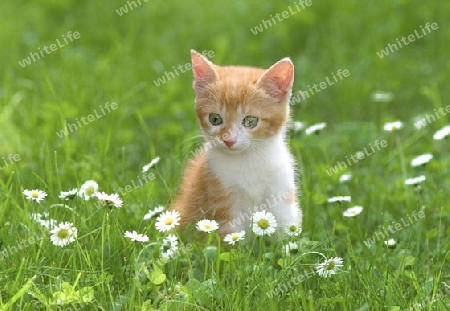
[
  {"left": 258, "top": 237, "right": 264, "bottom": 261},
  {"left": 177, "top": 233, "right": 193, "bottom": 270},
  {"left": 100, "top": 211, "right": 110, "bottom": 293},
  {"left": 395, "top": 134, "right": 407, "bottom": 179},
  {"left": 203, "top": 253, "right": 209, "bottom": 282}
]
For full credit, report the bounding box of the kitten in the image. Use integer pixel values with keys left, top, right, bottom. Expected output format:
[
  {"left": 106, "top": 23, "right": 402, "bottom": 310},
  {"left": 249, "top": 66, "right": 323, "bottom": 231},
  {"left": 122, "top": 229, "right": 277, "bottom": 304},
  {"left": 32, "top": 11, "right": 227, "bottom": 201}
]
[{"left": 170, "top": 49, "right": 301, "bottom": 238}]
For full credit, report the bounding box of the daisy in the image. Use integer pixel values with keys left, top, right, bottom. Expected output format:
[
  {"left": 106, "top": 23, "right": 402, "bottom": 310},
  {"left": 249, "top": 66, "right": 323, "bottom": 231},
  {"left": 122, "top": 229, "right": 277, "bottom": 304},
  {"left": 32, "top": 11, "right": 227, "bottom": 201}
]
[
  {"left": 343, "top": 206, "right": 363, "bottom": 217},
  {"left": 285, "top": 242, "right": 299, "bottom": 256},
  {"left": 284, "top": 223, "right": 302, "bottom": 237},
  {"left": 315, "top": 257, "right": 344, "bottom": 278},
  {"left": 29, "top": 212, "right": 57, "bottom": 230},
  {"left": 160, "top": 234, "right": 179, "bottom": 260},
  {"left": 163, "top": 234, "right": 179, "bottom": 246},
  {"left": 327, "top": 196, "right": 351, "bottom": 203},
  {"left": 23, "top": 189, "right": 47, "bottom": 203},
  {"left": 252, "top": 210, "right": 277, "bottom": 236},
  {"left": 78, "top": 180, "right": 98, "bottom": 200},
  {"left": 305, "top": 122, "right": 326, "bottom": 135},
  {"left": 384, "top": 239, "right": 397, "bottom": 248},
  {"left": 223, "top": 230, "right": 246, "bottom": 245},
  {"left": 370, "top": 91, "right": 394, "bottom": 103},
  {"left": 405, "top": 176, "right": 426, "bottom": 185},
  {"left": 196, "top": 219, "right": 219, "bottom": 233},
  {"left": 433, "top": 125, "right": 450, "bottom": 140},
  {"left": 339, "top": 173, "right": 352, "bottom": 182},
  {"left": 50, "top": 222, "right": 77, "bottom": 247},
  {"left": 411, "top": 154, "right": 433, "bottom": 167},
  {"left": 288, "top": 121, "right": 304, "bottom": 132},
  {"left": 143, "top": 205, "right": 166, "bottom": 220},
  {"left": 58, "top": 188, "right": 78, "bottom": 200},
  {"left": 155, "top": 210, "right": 180, "bottom": 232},
  {"left": 383, "top": 121, "right": 403, "bottom": 131},
  {"left": 143, "top": 156, "right": 160, "bottom": 172},
  {"left": 94, "top": 192, "right": 123, "bottom": 208},
  {"left": 124, "top": 230, "right": 149, "bottom": 242}
]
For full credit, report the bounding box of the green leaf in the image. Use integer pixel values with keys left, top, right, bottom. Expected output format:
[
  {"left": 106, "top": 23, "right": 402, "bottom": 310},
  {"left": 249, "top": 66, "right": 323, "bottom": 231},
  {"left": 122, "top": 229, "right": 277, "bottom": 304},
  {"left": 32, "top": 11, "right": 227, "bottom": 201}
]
[
  {"left": 219, "top": 251, "right": 241, "bottom": 262},
  {"left": 150, "top": 269, "right": 166, "bottom": 285},
  {"left": 277, "top": 258, "right": 285, "bottom": 268}
]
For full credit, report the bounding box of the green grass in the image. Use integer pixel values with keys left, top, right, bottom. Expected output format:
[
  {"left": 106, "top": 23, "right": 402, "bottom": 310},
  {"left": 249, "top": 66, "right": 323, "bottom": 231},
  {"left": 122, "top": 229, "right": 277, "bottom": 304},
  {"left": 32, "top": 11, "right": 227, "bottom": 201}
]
[{"left": 1, "top": 0, "right": 449, "bottom": 310}]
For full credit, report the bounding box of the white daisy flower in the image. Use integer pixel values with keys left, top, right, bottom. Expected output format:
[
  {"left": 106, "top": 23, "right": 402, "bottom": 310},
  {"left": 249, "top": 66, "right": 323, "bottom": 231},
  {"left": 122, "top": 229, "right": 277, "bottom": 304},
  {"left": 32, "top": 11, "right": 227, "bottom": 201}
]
[
  {"left": 384, "top": 239, "right": 396, "bottom": 248},
  {"left": 411, "top": 154, "right": 433, "bottom": 167},
  {"left": 252, "top": 210, "right": 277, "bottom": 236},
  {"left": 23, "top": 189, "right": 47, "bottom": 203},
  {"left": 155, "top": 210, "right": 180, "bottom": 232},
  {"left": 315, "top": 257, "right": 344, "bottom": 278},
  {"left": 94, "top": 192, "right": 123, "bottom": 208},
  {"left": 143, "top": 156, "right": 160, "bottom": 172},
  {"left": 50, "top": 222, "right": 77, "bottom": 247},
  {"left": 339, "top": 173, "right": 352, "bottom": 182},
  {"left": 383, "top": 121, "right": 403, "bottom": 131},
  {"left": 143, "top": 205, "right": 166, "bottom": 220},
  {"left": 78, "top": 180, "right": 98, "bottom": 200},
  {"left": 58, "top": 188, "right": 78, "bottom": 200},
  {"left": 223, "top": 230, "right": 246, "bottom": 245},
  {"left": 160, "top": 234, "right": 179, "bottom": 260},
  {"left": 163, "top": 234, "right": 179, "bottom": 247},
  {"left": 288, "top": 121, "right": 304, "bottom": 132},
  {"left": 124, "top": 230, "right": 149, "bottom": 242},
  {"left": 343, "top": 206, "right": 363, "bottom": 217},
  {"left": 370, "top": 91, "right": 394, "bottom": 103},
  {"left": 305, "top": 122, "right": 326, "bottom": 135},
  {"left": 327, "top": 196, "right": 351, "bottom": 203},
  {"left": 285, "top": 242, "right": 299, "bottom": 256},
  {"left": 284, "top": 223, "right": 302, "bottom": 237},
  {"left": 433, "top": 125, "right": 450, "bottom": 140},
  {"left": 196, "top": 219, "right": 219, "bottom": 233},
  {"left": 29, "top": 212, "right": 57, "bottom": 230},
  {"left": 405, "top": 176, "right": 426, "bottom": 185}
]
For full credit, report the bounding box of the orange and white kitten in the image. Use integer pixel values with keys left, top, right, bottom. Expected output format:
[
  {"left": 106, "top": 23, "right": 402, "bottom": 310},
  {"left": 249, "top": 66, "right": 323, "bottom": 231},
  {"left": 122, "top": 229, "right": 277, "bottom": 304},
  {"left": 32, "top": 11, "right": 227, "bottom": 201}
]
[{"left": 171, "top": 50, "right": 301, "bottom": 238}]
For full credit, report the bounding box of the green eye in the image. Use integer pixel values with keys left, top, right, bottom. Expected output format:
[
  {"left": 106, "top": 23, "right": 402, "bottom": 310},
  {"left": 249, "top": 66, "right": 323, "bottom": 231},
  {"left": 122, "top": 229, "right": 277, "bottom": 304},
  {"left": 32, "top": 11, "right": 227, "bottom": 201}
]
[
  {"left": 209, "top": 113, "right": 223, "bottom": 126},
  {"left": 243, "top": 116, "right": 258, "bottom": 128}
]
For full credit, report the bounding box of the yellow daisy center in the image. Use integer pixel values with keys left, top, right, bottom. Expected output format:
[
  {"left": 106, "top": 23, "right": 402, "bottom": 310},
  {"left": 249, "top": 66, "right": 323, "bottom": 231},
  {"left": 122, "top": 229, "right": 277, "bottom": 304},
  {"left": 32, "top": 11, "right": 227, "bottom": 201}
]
[
  {"left": 326, "top": 261, "right": 335, "bottom": 271},
  {"left": 164, "top": 217, "right": 173, "bottom": 225},
  {"left": 289, "top": 225, "right": 297, "bottom": 232},
  {"left": 204, "top": 225, "right": 212, "bottom": 230},
  {"left": 57, "top": 229, "right": 69, "bottom": 239},
  {"left": 31, "top": 191, "right": 39, "bottom": 198},
  {"left": 85, "top": 187, "right": 95, "bottom": 196},
  {"left": 257, "top": 219, "right": 269, "bottom": 229}
]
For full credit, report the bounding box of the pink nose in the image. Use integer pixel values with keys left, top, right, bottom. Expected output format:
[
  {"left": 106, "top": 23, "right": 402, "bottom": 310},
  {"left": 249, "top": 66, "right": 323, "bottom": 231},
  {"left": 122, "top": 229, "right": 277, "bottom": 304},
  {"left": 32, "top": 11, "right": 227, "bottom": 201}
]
[{"left": 223, "top": 140, "right": 236, "bottom": 148}]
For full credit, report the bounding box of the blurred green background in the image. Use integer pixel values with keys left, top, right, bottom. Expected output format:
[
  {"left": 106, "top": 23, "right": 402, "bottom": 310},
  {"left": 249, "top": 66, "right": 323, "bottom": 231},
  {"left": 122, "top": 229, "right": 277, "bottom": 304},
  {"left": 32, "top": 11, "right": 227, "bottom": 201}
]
[
  {"left": 2, "top": 0, "right": 448, "bottom": 150},
  {"left": 0, "top": 1, "right": 449, "bottom": 309}
]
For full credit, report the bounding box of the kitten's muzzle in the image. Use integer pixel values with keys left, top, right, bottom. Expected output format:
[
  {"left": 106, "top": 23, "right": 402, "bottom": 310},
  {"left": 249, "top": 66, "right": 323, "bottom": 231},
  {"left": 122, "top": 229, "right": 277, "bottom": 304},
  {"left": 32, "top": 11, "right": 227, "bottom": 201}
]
[{"left": 223, "top": 140, "right": 236, "bottom": 148}]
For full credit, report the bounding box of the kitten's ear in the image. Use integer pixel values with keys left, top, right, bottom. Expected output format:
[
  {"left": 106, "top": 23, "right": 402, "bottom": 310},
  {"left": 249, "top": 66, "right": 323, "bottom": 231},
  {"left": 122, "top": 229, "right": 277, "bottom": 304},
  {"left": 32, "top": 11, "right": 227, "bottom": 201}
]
[
  {"left": 191, "top": 49, "right": 219, "bottom": 91},
  {"left": 257, "top": 58, "right": 294, "bottom": 103}
]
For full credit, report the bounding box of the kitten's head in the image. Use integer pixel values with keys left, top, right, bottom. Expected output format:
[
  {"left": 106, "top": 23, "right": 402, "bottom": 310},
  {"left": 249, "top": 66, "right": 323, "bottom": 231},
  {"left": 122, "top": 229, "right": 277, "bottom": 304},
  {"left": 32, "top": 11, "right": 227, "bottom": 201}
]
[{"left": 190, "top": 50, "right": 294, "bottom": 155}]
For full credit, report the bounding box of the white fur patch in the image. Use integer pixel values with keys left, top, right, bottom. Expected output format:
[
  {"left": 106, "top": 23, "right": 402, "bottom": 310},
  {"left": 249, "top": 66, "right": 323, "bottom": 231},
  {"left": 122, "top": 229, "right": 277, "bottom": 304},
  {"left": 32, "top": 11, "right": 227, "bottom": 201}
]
[{"left": 207, "top": 133, "right": 301, "bottom": 233}]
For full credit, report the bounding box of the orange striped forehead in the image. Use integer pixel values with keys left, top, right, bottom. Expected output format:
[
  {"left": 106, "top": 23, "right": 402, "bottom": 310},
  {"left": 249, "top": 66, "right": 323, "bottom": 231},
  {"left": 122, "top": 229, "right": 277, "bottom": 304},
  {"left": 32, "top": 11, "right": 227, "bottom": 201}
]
[{"left": 195, "top": 65, "right": 289, "bottom": 139}]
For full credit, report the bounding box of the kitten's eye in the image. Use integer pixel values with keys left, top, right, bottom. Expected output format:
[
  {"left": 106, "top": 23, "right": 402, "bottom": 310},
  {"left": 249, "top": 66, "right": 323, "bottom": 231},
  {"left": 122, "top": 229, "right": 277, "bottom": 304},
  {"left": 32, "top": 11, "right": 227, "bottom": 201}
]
[
  {"left": 209, "top": 113, "right": 223, "bottom": 126},
  {"left": 242, "top": 116, "right": 258, "bottom": 128}
]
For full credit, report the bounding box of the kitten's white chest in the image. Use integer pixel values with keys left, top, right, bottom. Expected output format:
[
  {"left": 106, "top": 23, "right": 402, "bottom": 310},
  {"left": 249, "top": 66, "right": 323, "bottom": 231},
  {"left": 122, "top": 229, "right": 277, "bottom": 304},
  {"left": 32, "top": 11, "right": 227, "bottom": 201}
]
[{"left": 207, "top": 136, "right": 299, "bottom": 231}]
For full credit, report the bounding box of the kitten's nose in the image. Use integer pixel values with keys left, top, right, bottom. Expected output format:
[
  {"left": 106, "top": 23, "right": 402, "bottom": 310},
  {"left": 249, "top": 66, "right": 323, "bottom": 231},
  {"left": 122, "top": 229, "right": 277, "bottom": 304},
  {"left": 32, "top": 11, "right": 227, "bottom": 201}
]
[{"left": 223, "top": 140, "right": 236, "bottom": 148}]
